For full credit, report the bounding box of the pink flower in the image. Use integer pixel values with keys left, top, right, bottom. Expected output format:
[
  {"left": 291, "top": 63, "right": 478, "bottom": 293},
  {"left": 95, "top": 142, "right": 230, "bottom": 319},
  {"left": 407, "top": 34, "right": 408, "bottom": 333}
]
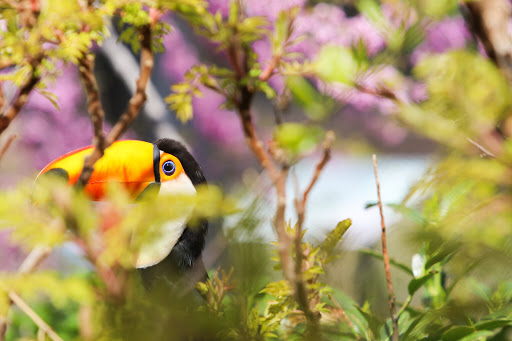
[{"left": 411, "top": 16, "right": 470, "bottom": 63}]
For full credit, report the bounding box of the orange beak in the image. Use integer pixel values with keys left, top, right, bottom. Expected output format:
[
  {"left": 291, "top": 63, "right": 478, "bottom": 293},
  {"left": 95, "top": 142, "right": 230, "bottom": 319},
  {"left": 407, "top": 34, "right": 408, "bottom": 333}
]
[{"left": 37, "top": 140, "right": 160, "bottom": 201}]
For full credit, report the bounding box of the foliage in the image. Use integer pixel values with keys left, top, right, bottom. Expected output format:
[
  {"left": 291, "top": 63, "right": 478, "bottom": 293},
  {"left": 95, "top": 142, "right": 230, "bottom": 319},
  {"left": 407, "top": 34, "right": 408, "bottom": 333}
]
[{"left": 2, "top": 0, "right": 512, "bottom": 340}]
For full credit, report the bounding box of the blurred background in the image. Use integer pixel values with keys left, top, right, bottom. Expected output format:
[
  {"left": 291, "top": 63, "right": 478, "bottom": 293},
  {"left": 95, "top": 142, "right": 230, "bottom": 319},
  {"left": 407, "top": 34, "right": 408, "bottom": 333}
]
[{"left": 0, "top": 0, "right": 481, "bottom": 327}]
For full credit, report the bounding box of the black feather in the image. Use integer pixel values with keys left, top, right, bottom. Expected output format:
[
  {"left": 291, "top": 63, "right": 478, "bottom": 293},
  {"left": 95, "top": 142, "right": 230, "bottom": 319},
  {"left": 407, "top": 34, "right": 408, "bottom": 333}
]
[{"left": 139, "top": 138, "right": 209, "bottom": 298}]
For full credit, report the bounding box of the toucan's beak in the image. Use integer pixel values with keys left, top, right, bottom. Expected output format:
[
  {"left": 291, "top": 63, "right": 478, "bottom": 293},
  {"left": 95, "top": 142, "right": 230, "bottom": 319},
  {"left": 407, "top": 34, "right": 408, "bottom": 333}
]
[{"left": 37, "top": 140, "right": 160, "bottom": 200}]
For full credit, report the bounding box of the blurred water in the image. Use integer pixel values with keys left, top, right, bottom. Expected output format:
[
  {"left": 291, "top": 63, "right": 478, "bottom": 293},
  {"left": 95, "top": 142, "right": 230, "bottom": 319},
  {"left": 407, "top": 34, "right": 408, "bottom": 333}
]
[{"left": 248, "top": 153, "right": 431, "bottom": 248}]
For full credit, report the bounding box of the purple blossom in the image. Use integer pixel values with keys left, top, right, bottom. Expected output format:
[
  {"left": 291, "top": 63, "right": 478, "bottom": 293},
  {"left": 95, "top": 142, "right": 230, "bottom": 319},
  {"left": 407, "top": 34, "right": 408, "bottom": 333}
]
[
  {"left": 345, "top": 15, "right": 387, "bottom": 56},
  {"left": 411, "top": 16, "right": 470, "bottom": 63},
  {"left": 381, "top": 2, "right": 418, "bottom": 30},
  {"left": 294, "top": 4, "right": 385, "bottom": 57},
  {"left": 161, "top": 19, "right": 200, "bottom": 81},
  {"left": 207, "top": 0, "right": 230, "bottom": 16},
  {"left": 367, "top": 117, "right": 408, "bottom": 146},
  {"left": 192, "top": 87, "right": 244, "bottom": 147},
  {"left": 245, "top": 0, "right": 306, "bottom": 21}
]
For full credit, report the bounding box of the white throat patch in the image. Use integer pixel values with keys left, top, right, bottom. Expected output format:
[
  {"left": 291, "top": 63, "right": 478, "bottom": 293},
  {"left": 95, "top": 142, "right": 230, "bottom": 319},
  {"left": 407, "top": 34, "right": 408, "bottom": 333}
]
[{"left": 134, "top": 173, "right": 197, "bottom": 268}]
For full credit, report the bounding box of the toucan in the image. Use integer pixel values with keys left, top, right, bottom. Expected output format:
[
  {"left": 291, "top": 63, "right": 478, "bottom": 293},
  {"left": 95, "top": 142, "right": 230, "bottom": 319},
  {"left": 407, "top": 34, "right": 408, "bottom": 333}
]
[{"left": 36, "top": 138, "right": 208, "bottom": 296}]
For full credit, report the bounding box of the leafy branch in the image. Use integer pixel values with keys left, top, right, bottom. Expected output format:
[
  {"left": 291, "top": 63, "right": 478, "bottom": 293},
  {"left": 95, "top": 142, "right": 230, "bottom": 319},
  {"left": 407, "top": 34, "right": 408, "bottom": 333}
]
[{"left": 167, "top": 2, "right": 339, "bottom": 337}]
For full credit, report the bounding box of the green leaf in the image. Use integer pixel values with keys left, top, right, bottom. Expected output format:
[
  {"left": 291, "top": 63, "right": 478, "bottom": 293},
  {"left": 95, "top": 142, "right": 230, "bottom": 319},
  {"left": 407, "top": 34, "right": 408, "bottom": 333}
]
[
  {"left": 441, "top": 326, "right": 474, "bottom": 341},
  {"left": 273, "top": 123, "right": 324, "bottom": 156},
  {"left": 387, "top": 204, "right": 428, "bottom": 226},
  {"left": 458, "top": 331, "right": 494, "bottom": 341},
  {"left": 320, "top": 219, "right": 351, "bottom": 255},
  {"left": 359, "top": 248, "right": 413, "bottom": 276},
  {"left": 36, "top": 89, "right": 60, "bottom": 110},
  {"left": 286, "top": 76, "right": 333, "bottom": 121},
  {"left": 475, "top": 319, "right": 512, "bottom": 331},
  {"left": 408, "top": 272, "right": 436, "bottom": 296},
  {"left": 314, "top": 45, "right": 358, "bottom": 85},
  {"left": 424, "top": 247, "right": 455, "bottom": 270},
  {"left": 365, "top": 202, "right": 427, "bottom": 226},
  {"left": 355, "top": 305, "right": 383, "bottom": 338}
]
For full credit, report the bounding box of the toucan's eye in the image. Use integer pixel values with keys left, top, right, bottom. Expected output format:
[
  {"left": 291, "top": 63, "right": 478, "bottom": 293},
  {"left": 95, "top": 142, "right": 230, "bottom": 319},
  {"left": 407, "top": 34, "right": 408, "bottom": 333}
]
[{"left": 162, "top": 160, "right": 176, "bottom": 176}]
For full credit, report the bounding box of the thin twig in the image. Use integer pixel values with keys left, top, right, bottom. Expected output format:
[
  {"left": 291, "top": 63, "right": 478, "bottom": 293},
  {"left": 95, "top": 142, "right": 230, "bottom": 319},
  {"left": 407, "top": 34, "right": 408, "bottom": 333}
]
[
  {"left": 8, "top": 291, "right": 64, "bottom": 341},
  {"left": 17, "top": 245, "right": 51, "bottom": 274},
  {"left": 259, "top": 55, "right": 280, "bottom": 82},
  {"left": 0, "top": 246, "right": 52, "bottom": 341},
  {"left": 76, "top": 24, "right": 154, "bottom": 186},
  {"left": 467, "top": 137, "right": 497, "bottom": 158},
  {"left": 259, "top": 7, "right": 296, "bottom": 82},
  {"left": 372, "top": 155, "right": 398, "bottom": 341},
  {"left": 0, "top": 82, "right": 4, "bottom": 110},
  {"left": 302, "top": 131, "right": 335, "bottom": 206},
  {"left": 354, "top": 82, "right": 398, "bottom": 101},
  {"left": 0, "top": 134, "right": 17, "bottom": 164}
]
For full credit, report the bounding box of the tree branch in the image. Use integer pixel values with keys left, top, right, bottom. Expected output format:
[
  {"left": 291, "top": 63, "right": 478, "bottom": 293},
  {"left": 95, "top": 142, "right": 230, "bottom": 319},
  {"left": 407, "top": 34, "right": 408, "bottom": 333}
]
[
  {"left": 0, "top": 59, "right": 41, "bottom": 135},
  {"left": 104, "top": 24, "right": 153, "bottom": 146},
  {"left": 76, "top": 24, "right": 154, "bottom": 186},
  {"left": 464, "top": 0, "right": 512, "bottom": 83},
  {"left": 0, "top": 134, "right": 17, "bottom": 165},
  {"left": 77, "top": 54, "right": 107, "bottom": 186},
  {"left": 372, "top": 155, "right": 398, "bottom": 341}
]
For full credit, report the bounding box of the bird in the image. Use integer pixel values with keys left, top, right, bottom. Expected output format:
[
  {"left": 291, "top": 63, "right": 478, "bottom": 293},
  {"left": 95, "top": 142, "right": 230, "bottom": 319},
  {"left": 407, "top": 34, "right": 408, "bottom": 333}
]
[{"left": 36, "top": 138, "right": 209, "bottom": 299}]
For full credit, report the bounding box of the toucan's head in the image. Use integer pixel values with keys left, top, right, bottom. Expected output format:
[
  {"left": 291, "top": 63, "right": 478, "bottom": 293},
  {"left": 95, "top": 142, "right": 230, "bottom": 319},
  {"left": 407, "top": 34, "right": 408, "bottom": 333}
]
[{"left": 36, "top": 138, "right": 207, "bottom": 269}]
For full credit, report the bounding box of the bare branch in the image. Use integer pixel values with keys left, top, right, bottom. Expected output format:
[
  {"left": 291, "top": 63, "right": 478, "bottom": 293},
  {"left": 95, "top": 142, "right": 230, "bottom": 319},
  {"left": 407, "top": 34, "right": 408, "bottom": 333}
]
[
  {"left": 467, "top": 137, "right": 497, "bottom": 158},
  {"left": 0, "top": 60, "right": 41, "bottom": 135},
  {"left": 372, "top": 155, "right": 398, "bottom": 341},
  {"left": 8, "top": 291, "right": 64, "bottom": 341},
  {"left": 76, "top": 24, "right": 154, "bottom": 186},
  {"left": 79, "top": 54, "right": 106, "bottom": 149},
  {"left": 77, "top": 53, "right": 107, "bottom": 187},
  {"left": 0, "top": 134, "right": 17, "bottom": 164},
  {"left": 302, "top": 131, "right": 335, "bottom": 206}
]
